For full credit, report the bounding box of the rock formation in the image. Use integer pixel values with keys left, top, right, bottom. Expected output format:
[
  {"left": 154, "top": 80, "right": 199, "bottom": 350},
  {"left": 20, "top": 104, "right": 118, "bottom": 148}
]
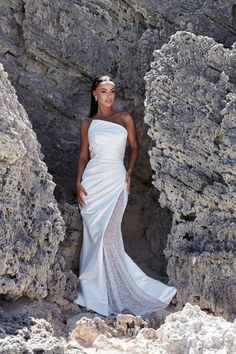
[
  {"left": 1, "top": 303, "right": 234, "bottom": 353},
  {"left": 0, "top": 0, "right": 235, "bottom": 339},
  {"left": 144, "top": 31, "right": 236, "bottom": 320},
  {"left": 1, "top": 0, "right": 236, "bottom": 279},
  {"left": 0, "top": 0, "right": 235, "bottom": 199},
  {"left": 0, "top": 64, "right": 77, "bottom": 303}
]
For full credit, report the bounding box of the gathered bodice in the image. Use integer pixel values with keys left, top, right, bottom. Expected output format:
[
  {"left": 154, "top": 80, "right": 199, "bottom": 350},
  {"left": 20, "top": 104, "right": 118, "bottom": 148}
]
[
  {"left": 76, "top": 117, "right": 177, "bottom": 317},
  {"left": 88, "top": 119, "right": 127, "bottom": 161}
]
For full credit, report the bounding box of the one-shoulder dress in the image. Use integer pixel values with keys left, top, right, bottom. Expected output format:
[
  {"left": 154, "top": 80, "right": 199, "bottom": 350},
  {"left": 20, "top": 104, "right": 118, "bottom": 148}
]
[{"left": 74, "top": 119, "right": 177, "bottom": 316}]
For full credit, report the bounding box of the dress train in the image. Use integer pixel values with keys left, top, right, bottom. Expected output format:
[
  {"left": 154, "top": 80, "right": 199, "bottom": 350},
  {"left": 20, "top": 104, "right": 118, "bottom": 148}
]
[{"left": 74, "top": 119, "right": 176, "bottom": 316}]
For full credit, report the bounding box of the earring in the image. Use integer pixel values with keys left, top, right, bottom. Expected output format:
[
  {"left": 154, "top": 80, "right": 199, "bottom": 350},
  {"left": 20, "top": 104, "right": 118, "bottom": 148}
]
[{"left": 95, "top": 96, "right": 97, "bottom": 101}]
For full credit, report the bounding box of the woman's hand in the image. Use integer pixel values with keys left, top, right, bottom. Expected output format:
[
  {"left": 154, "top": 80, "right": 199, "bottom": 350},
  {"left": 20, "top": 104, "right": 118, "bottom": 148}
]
[
  {"left": 76, "top": 183, "right": 88, "bottom": 207},
  {"left": 125, "top": 170, "right": 132, "bottom": 193}
]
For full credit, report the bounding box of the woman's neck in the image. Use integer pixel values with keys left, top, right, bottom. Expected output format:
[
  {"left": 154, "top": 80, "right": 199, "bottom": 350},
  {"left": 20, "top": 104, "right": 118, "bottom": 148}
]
[{"left": 96, "top": 108, "right": 116, "bottom": 119}]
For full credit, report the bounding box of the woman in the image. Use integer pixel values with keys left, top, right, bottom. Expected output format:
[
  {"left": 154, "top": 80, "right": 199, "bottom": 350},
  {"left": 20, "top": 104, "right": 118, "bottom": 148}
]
[{"left": 74, "top": 75, "right": 177, "bottom": 316}]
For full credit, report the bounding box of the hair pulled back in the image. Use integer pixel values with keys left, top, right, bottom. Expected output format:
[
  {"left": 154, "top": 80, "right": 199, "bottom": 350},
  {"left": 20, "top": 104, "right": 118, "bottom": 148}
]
[{"left": 89, "top": 75, "right": 115, "bottom": 118}]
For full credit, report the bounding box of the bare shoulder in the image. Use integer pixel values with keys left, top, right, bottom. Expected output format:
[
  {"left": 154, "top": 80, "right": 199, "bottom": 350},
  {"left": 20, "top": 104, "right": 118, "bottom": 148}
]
[
  {"left": 80, "top": 117, "right": 92, "bottom": 130},
  {"left": 120, "top": 111, "right": 135, "bottom": 127},
  {"left": 82, "top": 117, "right": 92, "bottom": 124}
]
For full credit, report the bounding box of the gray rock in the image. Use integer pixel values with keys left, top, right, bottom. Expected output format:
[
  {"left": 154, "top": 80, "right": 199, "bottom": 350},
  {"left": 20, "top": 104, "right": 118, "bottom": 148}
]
[
  {"left": 144, "top": 31, "right": 236, "bottom": 320},
  {"left": 0, "top": 317, "right": 66, "bottom": 354},
  {"left": 70, "top": 304, "right": 236, "bottom": 353},
  {"left": 155, "top": 303, "right": 236, "bottom": 354},
  {"left": 0, "top": 63, "right": 78, "bottom": 302},
  {"left": 0, "top": 0, "right": 235, "bottom": 198},
  {"left": 1, "top": 0, "right": 236, "bottom": 319},
  {"left": 58, "top": 202, "right": 82, "bottom": 273},
  {"left": 1, "top": 0, "right": 236, "bottom": 283},
  {"left": 1, "top": 302, "right": 235, "bottom": 353}
]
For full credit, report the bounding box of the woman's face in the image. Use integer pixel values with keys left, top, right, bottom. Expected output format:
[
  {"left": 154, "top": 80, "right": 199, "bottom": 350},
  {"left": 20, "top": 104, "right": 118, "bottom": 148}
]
[{"left": 93, "top": 81, "right": 116, "bottom": 107}]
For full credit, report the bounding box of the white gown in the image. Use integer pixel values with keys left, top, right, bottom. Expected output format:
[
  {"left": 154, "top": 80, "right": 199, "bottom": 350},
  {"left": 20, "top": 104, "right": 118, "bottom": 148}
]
[{"left": 74, "top": 119, "right": 177, "bottom": 316}]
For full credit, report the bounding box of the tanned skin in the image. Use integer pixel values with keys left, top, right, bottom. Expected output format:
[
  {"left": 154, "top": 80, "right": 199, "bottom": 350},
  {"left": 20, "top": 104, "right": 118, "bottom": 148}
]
[{"left": 76, "top": 81, "right": 139, "bottom": 207}]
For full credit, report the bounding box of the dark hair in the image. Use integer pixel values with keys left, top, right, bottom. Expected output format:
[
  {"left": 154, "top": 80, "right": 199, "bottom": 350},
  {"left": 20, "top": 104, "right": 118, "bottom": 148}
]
[{"left": 89, "top": 75, "right": 115, "bottom": 118}]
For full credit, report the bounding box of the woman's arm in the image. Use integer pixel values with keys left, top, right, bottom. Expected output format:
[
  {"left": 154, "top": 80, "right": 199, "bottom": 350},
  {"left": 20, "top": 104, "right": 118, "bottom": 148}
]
[
  {"left": 76, "top": 119, "right": 90, "bottom": 206},
  {"left": 124, "top": 113, "right": 139, "bottom": 192}
]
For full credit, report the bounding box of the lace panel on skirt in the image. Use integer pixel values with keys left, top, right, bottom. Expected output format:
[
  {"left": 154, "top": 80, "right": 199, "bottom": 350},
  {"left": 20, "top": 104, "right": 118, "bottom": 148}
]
[{"left": 103, "top": 189, "right": 167, "bottom": 315}]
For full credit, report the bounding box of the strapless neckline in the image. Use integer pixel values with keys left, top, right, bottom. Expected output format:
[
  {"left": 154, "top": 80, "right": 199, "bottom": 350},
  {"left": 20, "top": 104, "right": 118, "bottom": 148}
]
[
  {"left": 90, "top": 119, "right": 127, "bottom": 134},
  {"left": 75, "top": 113, "right": 177, "bottom": 316}
]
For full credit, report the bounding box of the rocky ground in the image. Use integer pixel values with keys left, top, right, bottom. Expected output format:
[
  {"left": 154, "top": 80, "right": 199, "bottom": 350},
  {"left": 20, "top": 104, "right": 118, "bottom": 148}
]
[{"left": 0, "top": 301, "right": 235, "bottom": 353}]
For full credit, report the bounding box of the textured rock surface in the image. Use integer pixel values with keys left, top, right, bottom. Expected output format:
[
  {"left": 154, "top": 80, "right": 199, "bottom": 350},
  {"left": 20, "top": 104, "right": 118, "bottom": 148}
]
[
  {"left": 71, "top": 317, "right": 109, "bottom": 345},
  {"left": 68, "top": 308, "right": 168, "bottom": 339},
  {"left": 69, "top": 304, "right": 236, "bottom": 353},
  {"left": 58, "top": 202, "right": 83, "bottom": 273},
  {"left": 1, "top": 0, "right": 235, "bottom": 198},
  {"left": 1, "top": 0, "right": 236, "bottom": 323},
  {"left": 144, "top": 31, "right": 236, "bottom": 320},
  {"left": 1, "top": 301, "right": 235, "bottom": 353},
  {"left": 0, "top": 63, "right": 77, "bottom": 302},
  {"left": 2, "top": 0, "right": 236, "bottom": 279},
  {"left": 153, "top": 303, "right": 236, "bottom": 354},
  {"left": 0, "top": 318, "right": 66, "bottom": 354}
]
